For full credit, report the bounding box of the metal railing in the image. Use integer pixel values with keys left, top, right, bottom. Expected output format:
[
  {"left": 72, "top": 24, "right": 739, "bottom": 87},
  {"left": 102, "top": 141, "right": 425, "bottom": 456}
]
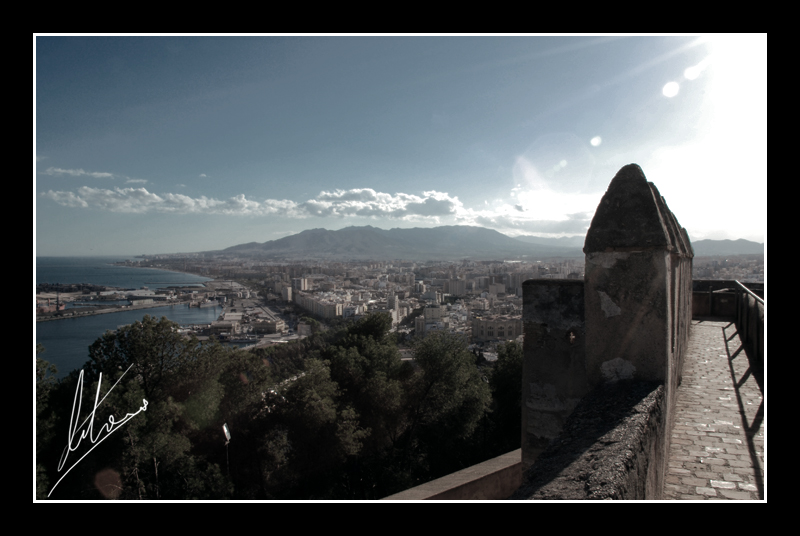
[{"left": 734, "top": 280, "right": 765, "bottom": 364}]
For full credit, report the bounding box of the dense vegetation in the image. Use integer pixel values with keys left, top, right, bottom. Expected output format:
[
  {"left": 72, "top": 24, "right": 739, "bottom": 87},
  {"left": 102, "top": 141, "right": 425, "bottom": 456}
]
[{"left": 36, "top": 313, "right": 522, "bottom": 500}]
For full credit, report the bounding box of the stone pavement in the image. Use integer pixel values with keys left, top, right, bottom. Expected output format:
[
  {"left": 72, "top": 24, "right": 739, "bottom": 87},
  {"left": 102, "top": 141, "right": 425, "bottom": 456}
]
[{"left": 663, "top": 319, "right": 765, "bottom": 500}]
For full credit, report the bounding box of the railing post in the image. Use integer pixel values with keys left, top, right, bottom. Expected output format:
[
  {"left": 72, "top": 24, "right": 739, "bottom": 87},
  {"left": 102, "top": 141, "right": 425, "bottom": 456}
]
[
  {"left": 742, "top": 285, "right": 749, "bottom": 344},
  {"left": 736, "top": 285, "right": 741, "bottom": 329},
  {"left": 708, "top": 285, "right": 713, "bottom": 316},
  {"left": 752, "top": 298, "right": 758, "bottom": 360}
]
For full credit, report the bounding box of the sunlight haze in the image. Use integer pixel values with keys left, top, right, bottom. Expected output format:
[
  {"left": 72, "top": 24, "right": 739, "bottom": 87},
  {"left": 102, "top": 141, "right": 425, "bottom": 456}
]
[{"left": 35, "top": 34, "right": 766, "bottom": 256}]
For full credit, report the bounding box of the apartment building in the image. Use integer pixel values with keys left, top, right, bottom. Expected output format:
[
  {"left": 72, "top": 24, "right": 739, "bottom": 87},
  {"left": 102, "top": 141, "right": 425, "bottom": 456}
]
[{"left": 471, "top": 315, "right": 523, "bottom": 343}]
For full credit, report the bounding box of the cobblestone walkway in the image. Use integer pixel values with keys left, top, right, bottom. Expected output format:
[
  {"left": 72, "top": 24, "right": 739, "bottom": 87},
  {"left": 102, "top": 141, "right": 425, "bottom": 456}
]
[{"left": 664, "top": 320, "right": 765, "bottom": 500}]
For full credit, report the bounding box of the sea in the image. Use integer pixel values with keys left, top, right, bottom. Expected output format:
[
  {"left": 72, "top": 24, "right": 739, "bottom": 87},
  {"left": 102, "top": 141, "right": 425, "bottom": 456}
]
[{"left": 36, "top": 256, "right": 222, "bottom": 379}]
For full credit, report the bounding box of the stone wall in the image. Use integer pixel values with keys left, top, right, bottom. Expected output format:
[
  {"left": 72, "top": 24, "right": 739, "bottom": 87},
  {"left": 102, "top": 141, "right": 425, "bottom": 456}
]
[
  {"left": 510, "top": 382, "right": 664, "bottom": 500},
  {"left": 521, "top": 280, "right": 586, "bottom": 468},
  {"left": 516, "top": 164, "right": 693, "bottom": 499},
  {"left": 383, "top": 449, "right": 523, "bottom": 500}
]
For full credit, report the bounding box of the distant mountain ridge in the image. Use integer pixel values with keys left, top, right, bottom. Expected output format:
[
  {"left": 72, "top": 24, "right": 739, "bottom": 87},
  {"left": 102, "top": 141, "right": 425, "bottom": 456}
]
[
  {"left": 691, "top": 238, "right": 764, "bottom": 256},
  {"left": 512, "top": 235, "right": 586, "bottom": 248},
  {"left": 217, "top": 225, "right": 584, "bottom": 261},
  {"left": 208, "top": 226, "right": 763, "bottom": 261}
]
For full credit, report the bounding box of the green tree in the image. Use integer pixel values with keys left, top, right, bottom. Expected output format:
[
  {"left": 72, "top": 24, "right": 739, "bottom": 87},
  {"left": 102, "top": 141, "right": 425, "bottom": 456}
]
[
  {"left": 325, "top": 315, "right": 412, "bottom": 466},
  {"left": 71, "top": 315, "right": 235, "bottom": 499},
  {"left": 489, "top": 340, "right": 523, "bottom": 453},
  {"left": 36, "top": 344, "right": 58, "bottom": 499},
  {"left": 299, "top": 316, "right": 322, "bottom": 334},
  {"left": 344, "top": 312, "right": 393, "bottom": 340},
  {"left": 403, "top": 331, "right": 491, "bottom": 477},
  {"left": 261, "top": 358, "right": 366, "bottom": 498}
]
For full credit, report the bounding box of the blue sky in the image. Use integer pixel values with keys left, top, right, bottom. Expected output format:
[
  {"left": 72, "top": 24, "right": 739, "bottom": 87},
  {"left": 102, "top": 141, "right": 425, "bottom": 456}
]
[{"left": 35, "top": 35, "right": 766, "bottom": 256}]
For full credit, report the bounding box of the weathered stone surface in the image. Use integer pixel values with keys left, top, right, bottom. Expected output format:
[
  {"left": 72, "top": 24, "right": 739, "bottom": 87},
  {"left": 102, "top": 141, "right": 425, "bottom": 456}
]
[
  {"left": 600, "top": 357, "right": 636, "bottom": 382},
  {"left": 584, "top": 164, "right": 672, "bottom": 252},
  {"left": 385, "top": 450, "right": 523, "bottom": 501},
  {"left": 516, "top": 164, "right": 693, "bottom": 497},
  {"left": 510, "top": 381, "right": 665, "bottom": 500},
  {"left": 522, "top": 279, "right": 584, "bottom": 330},
  {"left": 584, "top": 249, "right": 670, "bottom": 384},
  {"left": 522, "top": 280, "right": 587, "bottom": 468}
]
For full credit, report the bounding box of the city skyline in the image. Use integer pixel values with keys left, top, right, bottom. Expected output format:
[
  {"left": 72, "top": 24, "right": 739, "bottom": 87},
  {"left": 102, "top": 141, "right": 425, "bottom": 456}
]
[{"left": 35, "top": 34, "right": 766, "bottom": 256}]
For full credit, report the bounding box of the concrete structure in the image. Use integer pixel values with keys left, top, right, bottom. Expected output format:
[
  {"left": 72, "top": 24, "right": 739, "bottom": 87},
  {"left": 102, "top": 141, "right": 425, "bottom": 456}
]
[
  {"left": 292, "top": 278, "right": 309, "bottom": 292},
  {"left": 488, "top": 283, "right": 505, "bottom": 296},
  {"left": 128, "top": 297, "right": 155, "bottom": 306},
  {"left": 448, "top": 279, "right": 466, "bottom": 296},
  {"left": 36, "top": 297, "right": 65, "bottom": 314},
  {"left": 294, "top": 292, "right": 343, "bottom": 319},
  {"left": 383, "top": 450, "right": 523, "bottom": 500},
  {"left": 209, "top": 320, "right": 239, "bottom": 336},
  {"left": 415, "top": 304, "right": 449, "bottom": 337},
  {"left": 471, "top": 315, "right": 523, "bottom": 343},
  {"left": 251, "top": 319, "right": 285, "bottom": 334}
]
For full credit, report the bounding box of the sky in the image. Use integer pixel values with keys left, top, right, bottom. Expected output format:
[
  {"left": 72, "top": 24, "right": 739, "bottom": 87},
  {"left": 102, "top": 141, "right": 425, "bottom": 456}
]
[{"left": 35, "top": 34, "right": 767, "bottom": 256}]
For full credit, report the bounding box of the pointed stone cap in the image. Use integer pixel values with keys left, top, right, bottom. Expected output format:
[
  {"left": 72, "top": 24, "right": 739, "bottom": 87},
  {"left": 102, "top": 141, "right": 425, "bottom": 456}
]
[{"left": 584, "top": 164, "right": 691, "bottom": 254}]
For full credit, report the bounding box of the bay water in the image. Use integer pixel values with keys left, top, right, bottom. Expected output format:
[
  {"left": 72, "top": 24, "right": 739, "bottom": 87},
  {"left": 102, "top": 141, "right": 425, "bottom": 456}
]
[{"left": 36, "top": 256, "right": 221, "bottom": 378}]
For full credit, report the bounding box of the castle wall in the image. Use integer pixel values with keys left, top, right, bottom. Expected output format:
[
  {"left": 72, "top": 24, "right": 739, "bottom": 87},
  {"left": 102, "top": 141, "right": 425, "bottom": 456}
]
[
  {"left": 521, "top": 279, "right": 586, "bottom": 468},
  {"left": 519, "top": 164, "right": 693, "bottom": 497}
]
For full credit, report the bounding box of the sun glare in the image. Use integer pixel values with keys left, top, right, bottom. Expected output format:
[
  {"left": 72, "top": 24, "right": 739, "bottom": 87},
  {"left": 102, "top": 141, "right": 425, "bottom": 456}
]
[
  {"left": 642, "top": 35, "right": 766, "bottom": 243},
  {"left": 662, "top": 81, "right": 680, "bottom": 98}
]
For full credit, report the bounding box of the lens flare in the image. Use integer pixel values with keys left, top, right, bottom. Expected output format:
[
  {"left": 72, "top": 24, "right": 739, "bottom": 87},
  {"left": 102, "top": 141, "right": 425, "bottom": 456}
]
[
  {"left": 662, "top": 81, "right": 680, "bottom": 98},
  {"left": 94, "top": 469, "right": 122, "bottom": 499}
]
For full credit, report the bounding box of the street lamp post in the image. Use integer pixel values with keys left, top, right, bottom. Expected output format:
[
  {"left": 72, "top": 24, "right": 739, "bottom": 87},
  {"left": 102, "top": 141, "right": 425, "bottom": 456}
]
[{"left": 223, "top": 423, "right": 231, "bottom": 476}]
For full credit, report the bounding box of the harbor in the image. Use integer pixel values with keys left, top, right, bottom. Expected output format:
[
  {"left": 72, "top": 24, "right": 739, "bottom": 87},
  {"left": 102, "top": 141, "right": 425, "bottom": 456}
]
[
  {"left": 35, "top": 256, "right": 218, "bottom": 377},
  {"left": 36, "top": 298, "right": 183, "bottom": 322},
  {"left": 35, "top": 257, "right": 312, "bottom": 378}
]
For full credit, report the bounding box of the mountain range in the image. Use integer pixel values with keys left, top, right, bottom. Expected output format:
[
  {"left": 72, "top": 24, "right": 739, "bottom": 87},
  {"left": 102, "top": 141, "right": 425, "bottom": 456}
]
[
  {"left": 209, "top": 226, "right": 764, "bottom": 261},
  {"left": 216, "top": 225, "right": 583, "bottom": 261},
  {"left": 690, "top": 239, "right": 765, "bottom": 257}
]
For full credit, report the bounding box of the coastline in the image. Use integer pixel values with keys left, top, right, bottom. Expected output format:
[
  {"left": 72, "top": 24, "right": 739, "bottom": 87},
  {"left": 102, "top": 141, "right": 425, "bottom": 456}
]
[
  {"left": 110, "top": 259, "right": 216, "bottom": 284},
  {"left": 36, "top": 300, "right": 184, "bottom": 322},
  {"left": 36, "top": 256, "right": 213, "bottom": 288},
  {"left": 36, "top": 257, "right": 215, "bottom": 322}
]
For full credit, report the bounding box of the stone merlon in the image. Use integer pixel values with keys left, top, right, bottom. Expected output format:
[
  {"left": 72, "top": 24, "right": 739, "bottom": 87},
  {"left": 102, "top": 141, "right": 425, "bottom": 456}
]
[
  {"left": 583, "top": 163, "right": 693, "bottom": 257},
  {"left": 518, "top": 163, "right": 694, "bottom": 498}
]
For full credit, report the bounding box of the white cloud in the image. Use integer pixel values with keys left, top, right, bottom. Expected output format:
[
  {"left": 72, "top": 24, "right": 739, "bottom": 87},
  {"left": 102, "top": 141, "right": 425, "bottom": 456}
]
[
  {"left": 40, "top": 185, "right": 594, "bottom": 237},
  {"left": 41, "top": 190, "right": 89, "bottom": 208},
  {"left": 469, "top": 213, "right": 592, "bottom": 234},
  {"left": 298, "top": 189, "right": 464, "bottom": 221},
  {"left": 42, "top": 167, "right": 115, "bottom": 179},
  {"left": 304, "top": 188, "right": 462, "bottom": 220},
  {"left": 42, "top": 186, "right": 466, "bottom": 220}
]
